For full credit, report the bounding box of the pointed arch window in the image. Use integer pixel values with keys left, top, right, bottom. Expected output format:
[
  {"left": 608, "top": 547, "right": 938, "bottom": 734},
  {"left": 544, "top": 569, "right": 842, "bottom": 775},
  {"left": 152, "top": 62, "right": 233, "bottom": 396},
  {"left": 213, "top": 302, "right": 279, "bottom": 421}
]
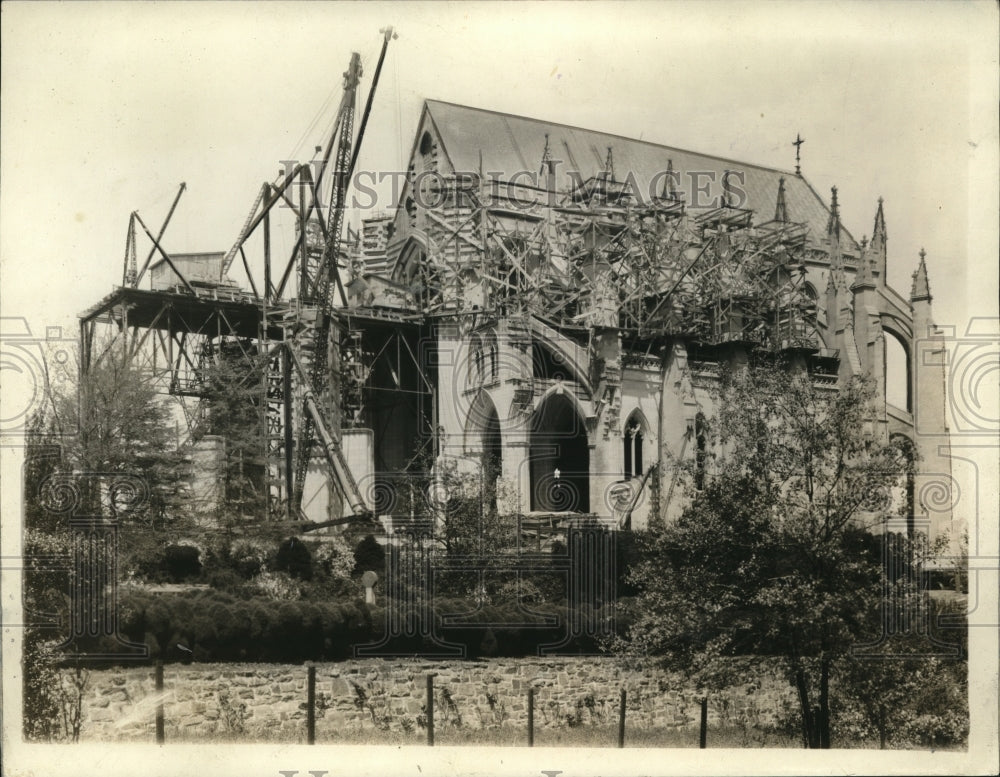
[
  {"left": 623, "top": 412, "right": 646, "bottom": 480},
  {"left": 485, "top": 329, "right": 499, "bottom": 383},
  {"left": 468, "top": 333, "right": 484, "bottom": 387},
  {"left": 468, "top": 329, "right": 499, "bottom": 387}
]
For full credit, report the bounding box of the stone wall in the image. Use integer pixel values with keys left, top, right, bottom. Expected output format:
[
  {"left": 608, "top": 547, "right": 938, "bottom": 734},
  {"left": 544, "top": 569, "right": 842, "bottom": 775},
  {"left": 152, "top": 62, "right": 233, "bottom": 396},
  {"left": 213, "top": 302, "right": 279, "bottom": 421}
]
[{"left": 70, "top": 657, "right": 798, "bottom": 742}]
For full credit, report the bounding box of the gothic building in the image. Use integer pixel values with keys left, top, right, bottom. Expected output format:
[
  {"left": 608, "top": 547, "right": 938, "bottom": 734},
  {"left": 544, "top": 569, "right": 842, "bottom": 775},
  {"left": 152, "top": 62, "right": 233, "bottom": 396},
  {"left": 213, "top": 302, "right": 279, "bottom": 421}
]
[{"left": 341, "top": 100, "right": 953, "bottom": 546}]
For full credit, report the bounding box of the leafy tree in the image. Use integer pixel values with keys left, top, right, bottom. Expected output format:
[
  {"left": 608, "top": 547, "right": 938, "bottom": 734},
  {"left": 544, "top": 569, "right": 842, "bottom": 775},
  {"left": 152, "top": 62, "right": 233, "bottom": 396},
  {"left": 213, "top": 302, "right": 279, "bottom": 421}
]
[
  {"left": 621, "top": 357, "right": 943, "bottom": 748},
  {"left": 427, "top": 457, "right": 518, "bottom": 603},
  {"left": 21, "top": 343, "right": 191, "bottom": 738},
  {"left": 34, "top": 343, "right": 188, "bottom": 525},
  {"left": 199, "top": 342, "right": 269, "bottom": 522}
]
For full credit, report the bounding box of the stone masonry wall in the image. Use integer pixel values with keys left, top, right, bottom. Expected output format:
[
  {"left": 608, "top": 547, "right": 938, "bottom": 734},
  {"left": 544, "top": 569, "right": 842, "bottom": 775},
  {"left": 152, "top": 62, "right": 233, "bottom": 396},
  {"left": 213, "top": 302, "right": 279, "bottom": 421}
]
[{"left": 71, "top": 658, "right": 797, "bottom": 742}]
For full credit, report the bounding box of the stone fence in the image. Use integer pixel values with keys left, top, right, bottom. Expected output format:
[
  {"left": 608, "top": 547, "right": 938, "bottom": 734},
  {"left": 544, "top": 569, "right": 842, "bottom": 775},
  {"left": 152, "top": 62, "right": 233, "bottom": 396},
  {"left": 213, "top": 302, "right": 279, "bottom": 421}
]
[{"left": 70, "top": 657, "right": 797, "bottom": 741}]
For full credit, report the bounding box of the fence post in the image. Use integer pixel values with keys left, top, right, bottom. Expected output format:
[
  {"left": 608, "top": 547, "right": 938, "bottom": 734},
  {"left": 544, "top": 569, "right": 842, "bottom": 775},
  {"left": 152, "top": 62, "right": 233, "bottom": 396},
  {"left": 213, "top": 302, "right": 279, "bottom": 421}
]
[
  {"left": 618, "top": 688, "right": 626, "bottom": 748},
  {"left": 699, "top": 697, "right": 708, "bottom": 749},
  {"left": 155, "top": 660, "right": 164, "bottom": 744},
  {"left": 306, "top": 665, "right": 316, "bottom": 745},
  {"left": 527, "top": 686, "right": 534, "bottom": 747},
  {"left": 426, "top": 674, "right": 435, "bottom": 747}
]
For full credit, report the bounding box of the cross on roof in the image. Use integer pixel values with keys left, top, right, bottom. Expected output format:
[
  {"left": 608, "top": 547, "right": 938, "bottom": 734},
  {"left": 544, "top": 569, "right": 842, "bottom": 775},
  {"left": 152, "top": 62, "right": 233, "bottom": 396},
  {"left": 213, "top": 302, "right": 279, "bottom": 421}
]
[{"left": 793, "top": 133, "right": 805, "bottom": 176}]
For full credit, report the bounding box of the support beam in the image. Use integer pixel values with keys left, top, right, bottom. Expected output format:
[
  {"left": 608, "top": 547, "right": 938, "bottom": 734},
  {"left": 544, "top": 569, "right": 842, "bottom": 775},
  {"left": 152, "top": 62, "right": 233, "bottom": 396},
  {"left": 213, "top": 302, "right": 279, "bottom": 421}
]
[
  {"left": 134, "top": 183, "right": 186, "bottom": 288},
  {"left": 282, "top": 345, "right": 295, "bottom": 515},
  {"left": 132, "top": 211, "right": 198, "bottom": 295}
]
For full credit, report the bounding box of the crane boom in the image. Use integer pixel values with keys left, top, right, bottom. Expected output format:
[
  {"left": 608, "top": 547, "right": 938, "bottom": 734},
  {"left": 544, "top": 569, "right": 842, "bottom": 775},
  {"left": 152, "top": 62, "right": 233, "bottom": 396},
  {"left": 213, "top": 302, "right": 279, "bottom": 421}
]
[{"left": 290, "top": 29, "right": 395, "bottom": 520}]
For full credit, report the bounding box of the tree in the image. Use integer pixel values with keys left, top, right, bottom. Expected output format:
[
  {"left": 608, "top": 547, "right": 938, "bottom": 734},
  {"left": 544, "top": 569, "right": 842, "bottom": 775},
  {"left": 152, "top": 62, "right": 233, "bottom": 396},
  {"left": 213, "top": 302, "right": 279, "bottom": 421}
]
[
  {"left": 426, "top": 456, "right": 518, "bottom": 603},
  {"left": 22, "top": 343, "right": 189, "bottom": 738},
  {"left": 199, "top": 343, "right": 269, "bottom": 522},
  {"left": 38, "top": 343, "right": 187, "bottom": 525},
  {"left": 622, "top": 356, "right": 927, "bottom": 748}
]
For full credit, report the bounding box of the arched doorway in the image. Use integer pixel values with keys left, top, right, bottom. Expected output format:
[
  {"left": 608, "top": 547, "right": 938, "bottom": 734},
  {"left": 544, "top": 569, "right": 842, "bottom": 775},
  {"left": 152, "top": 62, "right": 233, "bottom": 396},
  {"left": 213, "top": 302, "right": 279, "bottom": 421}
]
[
  {"left": 530, "top": 393, "right": 589, "bottom": 512},
  {"left": 466, "top": 392, "right": 503, "bottom": 509}
]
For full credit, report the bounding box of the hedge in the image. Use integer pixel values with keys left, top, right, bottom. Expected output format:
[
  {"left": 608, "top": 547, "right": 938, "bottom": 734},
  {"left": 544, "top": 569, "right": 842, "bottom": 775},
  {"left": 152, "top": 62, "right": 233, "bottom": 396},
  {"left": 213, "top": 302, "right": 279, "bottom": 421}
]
[
  {"left": 118, "top": 590, "right": 374, "bottom": 663},
  {"left": 111, "top": 590, "right": 630, "bottom": 664}
]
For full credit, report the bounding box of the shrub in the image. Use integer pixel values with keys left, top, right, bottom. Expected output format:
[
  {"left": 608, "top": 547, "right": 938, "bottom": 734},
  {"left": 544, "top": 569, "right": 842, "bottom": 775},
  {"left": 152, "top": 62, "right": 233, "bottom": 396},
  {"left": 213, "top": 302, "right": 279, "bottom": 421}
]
[
  {"left": 352, "top": 534, "right": 385, "bottom": 577},
  {"left": 228, "top": 539, "right": 271, "bottom": 579},
  {"left": 274, "top": 537, "right": 312, "bottom": 581},
  {"left": 116, "top": 590, "right": 376, "bottom": 663},
  {"left": 253, "top": 570, "right": 302, "bottom": 601},
  {"left": 163, "top": 544, "right": 202, "bottom": 582},
  {"left": 309, "top": 535, "right": 355, "bottom": 581},
  {"left": 204, "top": 567, "right": 244, "bottom": 593},
  {"left": 112, "top": 588, "right": 630, "bottom": 664}
]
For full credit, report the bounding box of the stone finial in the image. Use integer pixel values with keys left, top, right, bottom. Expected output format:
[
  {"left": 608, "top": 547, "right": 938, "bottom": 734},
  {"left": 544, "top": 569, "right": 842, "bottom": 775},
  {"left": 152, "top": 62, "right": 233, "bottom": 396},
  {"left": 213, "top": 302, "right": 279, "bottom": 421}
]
[
  {"left": 663, "top": 158, "right": 679, "bottom": 200},
  {"left": 827, "top": 186, "right": 841, "bottom": 239},
  {"left": 911, "top": 248, "right": 932, "bottom": 302},
  {"left": 774, "top": 177, "right": 788, "bottom": 223},
  {"left": 871, "top": 197, "right": 887, "bottom": 253},
  {"left": 539, "top": 132, "right": 552, "bottom": 177}
]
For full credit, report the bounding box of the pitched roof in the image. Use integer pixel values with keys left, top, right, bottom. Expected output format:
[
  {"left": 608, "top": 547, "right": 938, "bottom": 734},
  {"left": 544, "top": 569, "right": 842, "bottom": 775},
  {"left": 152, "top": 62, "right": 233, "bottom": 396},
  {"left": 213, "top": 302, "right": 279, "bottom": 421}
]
[{"left": 423, "top": 99, "right": 858, "bottom": 251}]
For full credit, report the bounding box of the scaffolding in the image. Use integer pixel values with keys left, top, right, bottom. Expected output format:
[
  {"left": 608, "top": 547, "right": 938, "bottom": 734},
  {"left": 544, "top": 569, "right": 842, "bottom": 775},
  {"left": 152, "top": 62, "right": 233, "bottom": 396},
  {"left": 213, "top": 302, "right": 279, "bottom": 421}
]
[
  {"left": 394, "top": 169, "right": 821, "bottom": 353},
  {"left": 79, "top": 35, "right": 829, "bottom": 534}
]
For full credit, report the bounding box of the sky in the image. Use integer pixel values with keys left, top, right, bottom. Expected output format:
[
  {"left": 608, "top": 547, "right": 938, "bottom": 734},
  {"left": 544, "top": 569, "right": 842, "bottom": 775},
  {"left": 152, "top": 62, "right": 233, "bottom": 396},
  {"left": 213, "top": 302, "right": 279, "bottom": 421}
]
[{"left": 1, "top": 3, "right": 998, "bottom": 773}]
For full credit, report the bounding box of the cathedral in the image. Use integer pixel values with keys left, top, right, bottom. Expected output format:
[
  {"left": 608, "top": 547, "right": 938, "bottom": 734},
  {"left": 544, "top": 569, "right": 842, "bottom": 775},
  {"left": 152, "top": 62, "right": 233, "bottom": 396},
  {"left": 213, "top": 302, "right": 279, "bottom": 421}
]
[{"left": 335, "top": 99, "right": 954, "bottom": 547}]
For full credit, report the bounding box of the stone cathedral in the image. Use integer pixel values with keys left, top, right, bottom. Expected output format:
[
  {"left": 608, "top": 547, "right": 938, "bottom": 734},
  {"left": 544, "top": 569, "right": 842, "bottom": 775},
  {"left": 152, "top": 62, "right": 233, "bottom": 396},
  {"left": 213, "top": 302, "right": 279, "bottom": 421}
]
[{"left": 336, "top": 99, "right": 953, "bottom": 549}]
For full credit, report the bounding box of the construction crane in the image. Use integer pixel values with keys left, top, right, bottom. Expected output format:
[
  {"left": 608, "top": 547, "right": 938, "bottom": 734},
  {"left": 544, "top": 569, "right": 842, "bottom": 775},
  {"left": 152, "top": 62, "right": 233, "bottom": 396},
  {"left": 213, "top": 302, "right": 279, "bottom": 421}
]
[{"left": 290, "top": 28, "right": 396, "bottom": 523}]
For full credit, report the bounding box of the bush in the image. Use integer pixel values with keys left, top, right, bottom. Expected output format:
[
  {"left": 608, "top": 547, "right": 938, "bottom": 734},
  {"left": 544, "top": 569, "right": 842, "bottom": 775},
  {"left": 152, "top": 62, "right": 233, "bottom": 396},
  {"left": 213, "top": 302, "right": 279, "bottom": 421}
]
[
  {"left": 163, "top": 544, "right": 202, "bottom": 582},
  {"left": 352, "top": 534, "right": 385, "bottom": 577},
  {"left": 274, "top": 537, "right": 312, "bottom": 580},
  {"left": 253, "top": 570, "right": 302, "bottom": 601},
  {"left": 227, "top": 539, "right": 271, "bottom": 579},
  {"left": 108, "top": 586, "right": 633, "bottom": 665},
  {"left": 117, "top": 589, "right": 374, "bottom": 663}
]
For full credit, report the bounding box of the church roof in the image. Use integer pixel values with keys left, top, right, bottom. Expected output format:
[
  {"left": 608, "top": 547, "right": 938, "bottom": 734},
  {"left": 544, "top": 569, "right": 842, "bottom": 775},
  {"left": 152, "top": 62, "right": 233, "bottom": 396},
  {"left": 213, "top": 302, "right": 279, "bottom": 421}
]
[{"left": 423, "top": 99, "right": 858, "bottom": 252}]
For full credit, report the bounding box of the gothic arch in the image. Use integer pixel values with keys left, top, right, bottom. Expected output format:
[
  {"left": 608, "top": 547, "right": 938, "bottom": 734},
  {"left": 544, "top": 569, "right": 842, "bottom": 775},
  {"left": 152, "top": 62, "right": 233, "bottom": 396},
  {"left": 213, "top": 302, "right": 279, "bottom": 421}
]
[
  {"left": 882, "top": 325, "right": 912, "bottom": 413},
  {"left": 530, "top": 331, "right": 594, "bottom": 397},
  {"left": 879, "top": 313, "right": 913, "bottom": 344},
  {"left": 465, "top": 390, "right": 500, "bottom": 448},
  {"left": 465, "top": 391, "right": 503, "bottom": 493},
  {"left": 529, "top": 392, "right": 590, "bottom": 513},
  {"left": 391, "top": 232, "right": 430, "bottom": 285},
  {"left": 622, "top": 409, "right": 649, "bottom": 481},
  {"left": 468, "top": 332, "right": 484, "bottom": 387},
  {"left": 534, "top": 383, "right": 591, "bottom": 431}
]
